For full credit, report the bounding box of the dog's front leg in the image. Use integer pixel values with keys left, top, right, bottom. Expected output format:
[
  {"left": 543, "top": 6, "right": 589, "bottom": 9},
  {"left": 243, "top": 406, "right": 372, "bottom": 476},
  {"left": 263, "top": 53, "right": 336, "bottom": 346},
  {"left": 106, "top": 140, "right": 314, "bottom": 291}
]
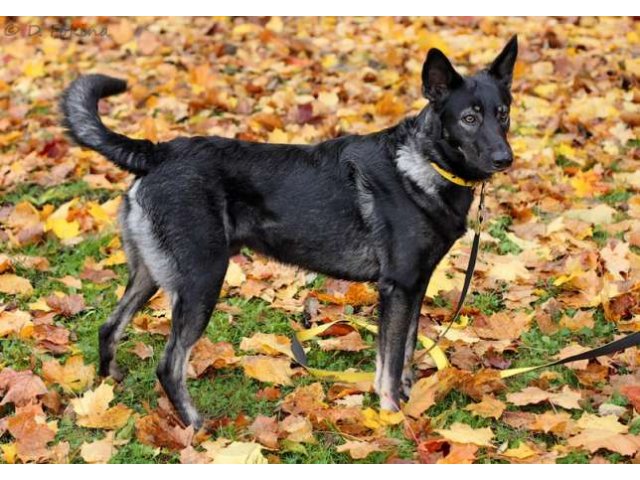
[{"left": 375, "top": 276, "right": 424, "bottom": 411}]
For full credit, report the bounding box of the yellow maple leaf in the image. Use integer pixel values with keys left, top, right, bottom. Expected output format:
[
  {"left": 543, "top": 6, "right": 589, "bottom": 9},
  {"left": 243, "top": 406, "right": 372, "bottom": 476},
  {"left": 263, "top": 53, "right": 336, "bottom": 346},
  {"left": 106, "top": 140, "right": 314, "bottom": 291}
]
[
  {"left": 435, "top": 423, "right": 495, "bottom": 447},
  {"left": 242, "top": 356, "right": 293, "bottom": 386},
  {"left": 71, "top": 383, "right": 132, "bottom": 430},
  {"left": 212, "top": 442, "right": 267, "bottom": 464}
]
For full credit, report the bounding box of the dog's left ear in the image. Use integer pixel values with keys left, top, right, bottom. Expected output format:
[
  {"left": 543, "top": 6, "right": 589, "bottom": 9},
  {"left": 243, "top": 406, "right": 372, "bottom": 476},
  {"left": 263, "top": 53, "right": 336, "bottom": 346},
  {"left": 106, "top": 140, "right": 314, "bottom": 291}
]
[{"left": 488, "top": 35, "right": 518, "bottom": 88}]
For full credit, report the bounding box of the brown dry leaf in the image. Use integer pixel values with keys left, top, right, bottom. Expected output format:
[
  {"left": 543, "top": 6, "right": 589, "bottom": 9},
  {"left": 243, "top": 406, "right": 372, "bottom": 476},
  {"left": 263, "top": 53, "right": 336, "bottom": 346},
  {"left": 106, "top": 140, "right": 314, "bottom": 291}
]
[
  {"left": 621, "top": 385, "right": 640, "bottom": 413},
  {"left": 189, "top": 338, "right": 238, "bottom": 377},
  {"left": 437, "top": 443, "right": 479, "bottom": 464},
  {"left": 473, "top": 311, "right": 532, "bottom": 341},
  {"left": 556, "top": 344, "right": 590, "bottom": 370},
  {"left": 507, "top": 385, "right": 581, "bottom": 409},
  {"left": 549, "top": 386, "right": 582, "bottom": 410},
  {"left": 130, "top": 342, "right": 154, "bottom": 360},
  {"left": 280, "top": 415, "right": 315, "bottom": 444},
  {"left": 559, "top": 310, "right": 595, "bottom": 331},
  {"left": 135, "top": 398, "right": 194, "bottom": 450},
  {"left": 576, "top": 414, "right": 628, "bottom": 434},
  {"left": 317, "top": 330, "right": 369, "bottom": 352},
  {"left": 457, "top": 369, "right": 506, "bottom": 401},
  {"left": 71, "top": 382, "right": 132, "bottom": 429},
  {"left": 0, "top": 309, "right": 31, "bottom": 338},
  {"left": 435, "top": 423, "right": 494, "bottom": 448},
  {"left": 242, "top": 355, "right": 294, "bottom": 386},
  {"left": 0, "top": 274, "right": 33, "bottom": 295},
  {"left": 42, "top": 355, "right": 95, "bottom": 393},
  {"left": 45, "top": 293, "right": 85, "bottom": 317},
  {"left": 80, "top": 432, "right": 123, "bottom": 464},
  {"left": 567, "top": 431, "right": 640, "bottom": 456},
  {"left": 7, "top": 404, "right": 57, "bottom": 463},
  {"left": 248, "top": 415, "right": 279, "bottom": 449},
  {"left": 180, "top": 445, "right": 210, "bottom": 464},
  {"left": 80, "top": 265, "right": 117, "bottom": 284},
  {"left": 239, "top": 332, "right": 293, "bottom": 357},
  {"left": 56, "top": 275, "right": 82, "bottom": 289},
  {"left": 529, "top": 411, "right": 574, "bottom": 435},
  {"left": 404, "top": 368, "right": 458, "bottom": 418},
  {"left": 32, "top": 323, "right": 71, "bottom": 354},
  {"left": 465, "top": 395, "right": 506, "bottom": 419},
  {"left": 0, "top": 368, "right": 48, "bottom": 406},
  {"left": 336, "top": 440, "right": 386, "bottom": 460},
  {"left": 281, "top": 382, "right": 327, "bottom": 415}
]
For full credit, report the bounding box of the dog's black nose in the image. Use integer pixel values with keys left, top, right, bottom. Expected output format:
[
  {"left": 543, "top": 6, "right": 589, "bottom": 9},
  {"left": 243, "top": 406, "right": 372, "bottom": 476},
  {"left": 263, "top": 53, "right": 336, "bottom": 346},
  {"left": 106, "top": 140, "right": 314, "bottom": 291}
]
[{"left": 491, "top": 151, "right": 513, "bottom": 171}]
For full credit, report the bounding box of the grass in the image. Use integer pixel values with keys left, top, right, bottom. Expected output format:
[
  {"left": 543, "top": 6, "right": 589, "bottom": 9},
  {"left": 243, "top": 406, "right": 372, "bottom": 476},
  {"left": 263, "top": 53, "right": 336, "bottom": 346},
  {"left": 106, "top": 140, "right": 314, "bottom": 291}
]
[{"left": 0, "top": 179, "right": 634, "bottom": 464}]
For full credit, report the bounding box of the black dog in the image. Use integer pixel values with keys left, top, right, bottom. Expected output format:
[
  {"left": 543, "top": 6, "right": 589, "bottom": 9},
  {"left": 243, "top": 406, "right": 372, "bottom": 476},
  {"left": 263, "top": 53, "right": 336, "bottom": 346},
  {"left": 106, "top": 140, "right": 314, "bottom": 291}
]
[{"left": 61, "top": 36, "right": 517, "bottom": 428}]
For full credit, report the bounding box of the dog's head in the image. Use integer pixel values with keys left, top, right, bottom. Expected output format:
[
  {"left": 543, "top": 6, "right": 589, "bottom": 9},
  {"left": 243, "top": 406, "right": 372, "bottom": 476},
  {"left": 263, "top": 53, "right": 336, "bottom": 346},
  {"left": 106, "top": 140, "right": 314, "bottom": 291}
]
[{"left": 421, "top": 36, "right": 518, "bottom": 180}]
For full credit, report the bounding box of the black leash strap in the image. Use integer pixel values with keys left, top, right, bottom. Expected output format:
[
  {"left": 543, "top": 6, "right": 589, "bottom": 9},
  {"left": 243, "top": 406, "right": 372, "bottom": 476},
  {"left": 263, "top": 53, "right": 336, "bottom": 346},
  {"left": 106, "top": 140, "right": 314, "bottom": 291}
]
[
  {"left": 531, "top": 331, "right": 640, "bottom": 370},
  {"left": 425, "top": 182, "right": 486, "bottom": 355}
]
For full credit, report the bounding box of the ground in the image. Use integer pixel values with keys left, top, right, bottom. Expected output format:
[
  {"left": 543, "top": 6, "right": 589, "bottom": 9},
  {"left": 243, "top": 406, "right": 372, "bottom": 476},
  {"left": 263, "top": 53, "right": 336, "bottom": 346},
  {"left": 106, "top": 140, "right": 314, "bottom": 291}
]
[{"left": 1, "top": 16, "right": 640, "bottom": 464}]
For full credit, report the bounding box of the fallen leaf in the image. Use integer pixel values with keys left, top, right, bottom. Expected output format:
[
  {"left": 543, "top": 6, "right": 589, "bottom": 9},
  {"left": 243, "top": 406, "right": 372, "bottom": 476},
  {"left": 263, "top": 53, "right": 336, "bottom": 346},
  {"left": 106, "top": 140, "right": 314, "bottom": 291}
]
[
  {"left": 80, "top": 432, "right": 119, "bottom": 464},
  {"left": 7, "top": 404, "right": 56, "bottom": 462},
  {"left": 0, "top": 368, "right": 48, "bottom": 406},
  {"left": 0, "top": 309, "right": 31, "bottom": 338},
  {"left": 336, "top": 440, "right": 386, "bottom": 460},
  {"left": 248, "top": 415, "right": 279, "bottom": 449},
  {"left": 224, "top": 260, "right": 246, "bottom": 287},
  {"left": 0, "top": 274, "right": 33, "bottom": 295},
  {"left": 280, "top": 415, "right": 315, "bottom": 444},
  {"left": 281, "top": 383, "right": 327, "bottom": 415},
  {"left": 242, "top": 355, "right": 294, "bottom": 386},
  {"left": 435, "top": 423, "right": 494, "bottom": 448},
  {"left": 404, "top": 368, "right": 457, "bottom": 418},
  {"left": 71, "top": 382, "right": 132, "bottom": 429},
  {"left": 189, "top": 338, "right": 238, "bottom": 377},
  {"left": 465, "top": 395, "right": 506, "bottom": 419},
  {"left": 437, "top": 443, "right": 479, "bottom": 464},
  {"left": 240, "top": 332, "right": 293, "bottom": 357},
  {"left": 130, "top": 342, "right": 154, "bottom": 360},
  {"left": 317, "top": 330, "right": 369, "bottom": 352},
  {"left": 135, "top": 397, "right": 194, "bottom": 450},
  {"left": 42, "top": 355, "right": 95, "bottom": 393},
  {"left": 45, "top": 293, "right": 85, "bottom": 317},
  {"left": 211, "top": 442, "right": 267, "bottom": 464}
]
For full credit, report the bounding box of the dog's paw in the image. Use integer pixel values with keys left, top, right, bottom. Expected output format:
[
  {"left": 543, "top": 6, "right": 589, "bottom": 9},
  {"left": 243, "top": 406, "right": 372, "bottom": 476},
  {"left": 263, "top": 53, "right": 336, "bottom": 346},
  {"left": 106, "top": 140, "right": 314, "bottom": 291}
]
[
  {"left": 108, "top": 364, "right": 125, "bottom": 382},
  {"left": 379, "top": 391, "right": 401, "bottom": 412}
]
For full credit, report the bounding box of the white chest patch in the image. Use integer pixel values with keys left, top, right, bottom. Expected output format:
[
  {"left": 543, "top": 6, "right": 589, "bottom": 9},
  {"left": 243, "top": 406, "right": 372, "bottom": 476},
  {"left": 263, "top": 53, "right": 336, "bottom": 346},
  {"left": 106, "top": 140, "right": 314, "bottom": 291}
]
[{"left": 394, "top": 146, "right": 442, "bottom": 196}]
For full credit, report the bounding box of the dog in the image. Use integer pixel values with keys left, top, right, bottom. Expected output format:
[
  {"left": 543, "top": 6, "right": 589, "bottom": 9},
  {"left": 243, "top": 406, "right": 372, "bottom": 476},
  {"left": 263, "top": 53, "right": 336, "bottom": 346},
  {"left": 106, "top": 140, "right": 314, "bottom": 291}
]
[{"left": 61, "top": 35, "right": 517, "bottom": 429}]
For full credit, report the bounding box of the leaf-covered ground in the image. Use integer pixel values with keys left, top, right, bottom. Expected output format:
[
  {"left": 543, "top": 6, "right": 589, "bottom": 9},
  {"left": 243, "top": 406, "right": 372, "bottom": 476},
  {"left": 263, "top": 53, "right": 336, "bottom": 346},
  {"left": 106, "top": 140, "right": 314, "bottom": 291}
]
[{"left": 1, "top": 16, "right": 640, "bottom": 464}]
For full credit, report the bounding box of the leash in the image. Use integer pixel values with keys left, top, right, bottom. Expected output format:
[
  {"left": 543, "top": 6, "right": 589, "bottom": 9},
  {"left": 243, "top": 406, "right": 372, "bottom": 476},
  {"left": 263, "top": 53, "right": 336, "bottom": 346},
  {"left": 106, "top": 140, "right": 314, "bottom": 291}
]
[
  {"left": 424, "top": 181, "right": 486, "bottom": 355},
  {"left": 290, "top": 165, "right": 640, "bottom": 387}
]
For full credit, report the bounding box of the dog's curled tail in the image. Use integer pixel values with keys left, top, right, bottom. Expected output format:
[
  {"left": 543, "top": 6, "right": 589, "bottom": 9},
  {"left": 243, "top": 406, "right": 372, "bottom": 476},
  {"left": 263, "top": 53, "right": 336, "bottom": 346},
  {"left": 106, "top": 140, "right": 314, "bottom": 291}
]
[{"left": 61, "top": 74, "right": 157, "bottom": 175}]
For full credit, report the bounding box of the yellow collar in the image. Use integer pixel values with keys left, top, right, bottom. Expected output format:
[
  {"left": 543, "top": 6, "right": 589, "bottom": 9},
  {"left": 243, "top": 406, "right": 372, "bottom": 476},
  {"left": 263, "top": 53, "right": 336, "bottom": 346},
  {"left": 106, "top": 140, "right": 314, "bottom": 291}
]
[{"left": 430, "top": 162, "right": 481, "bottom": 188}]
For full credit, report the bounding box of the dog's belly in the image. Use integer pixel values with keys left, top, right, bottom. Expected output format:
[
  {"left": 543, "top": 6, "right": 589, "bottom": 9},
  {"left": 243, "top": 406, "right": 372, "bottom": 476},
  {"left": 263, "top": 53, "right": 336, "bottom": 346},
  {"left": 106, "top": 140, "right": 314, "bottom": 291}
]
[{"left": 236, "top": 224, "right": 381, "bottom": 282}]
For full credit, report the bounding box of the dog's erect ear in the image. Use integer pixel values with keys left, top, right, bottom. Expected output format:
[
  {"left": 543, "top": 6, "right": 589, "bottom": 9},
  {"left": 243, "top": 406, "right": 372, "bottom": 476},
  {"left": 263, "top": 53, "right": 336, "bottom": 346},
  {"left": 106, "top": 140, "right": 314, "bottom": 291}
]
[
  {"left": 489, "top": 35, "right": 518, "bottom": 88},
  {"left": 421, "top": 48, "right": 463, "bottom": 102}
]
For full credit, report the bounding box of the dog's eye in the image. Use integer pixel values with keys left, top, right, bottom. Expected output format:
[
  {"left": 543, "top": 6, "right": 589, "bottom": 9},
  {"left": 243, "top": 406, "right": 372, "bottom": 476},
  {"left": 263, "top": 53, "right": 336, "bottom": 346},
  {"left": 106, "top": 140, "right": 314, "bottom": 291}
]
[{"left": 462, "top": 115, "right": 477, "bottom": 125}]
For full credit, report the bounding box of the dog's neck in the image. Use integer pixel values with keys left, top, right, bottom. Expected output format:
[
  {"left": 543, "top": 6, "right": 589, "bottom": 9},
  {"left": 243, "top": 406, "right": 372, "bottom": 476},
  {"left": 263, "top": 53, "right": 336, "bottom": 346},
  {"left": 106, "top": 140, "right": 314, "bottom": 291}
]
[
  {"left": 392, "top": 108, "right": 466, "bottom": 192},
  {"left": 388, "top": 107, "right": 476, "bottom": 221}
]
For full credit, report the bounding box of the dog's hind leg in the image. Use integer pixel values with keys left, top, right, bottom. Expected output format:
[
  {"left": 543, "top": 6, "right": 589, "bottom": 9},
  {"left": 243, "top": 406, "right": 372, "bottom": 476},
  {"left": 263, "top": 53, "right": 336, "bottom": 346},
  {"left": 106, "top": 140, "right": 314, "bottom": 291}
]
[
  {"left": 99, "top": 212, "right": 158, "bottom": 381},
  {"left": 156, "top": 252, "right": 229, "bottom": 429}
]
